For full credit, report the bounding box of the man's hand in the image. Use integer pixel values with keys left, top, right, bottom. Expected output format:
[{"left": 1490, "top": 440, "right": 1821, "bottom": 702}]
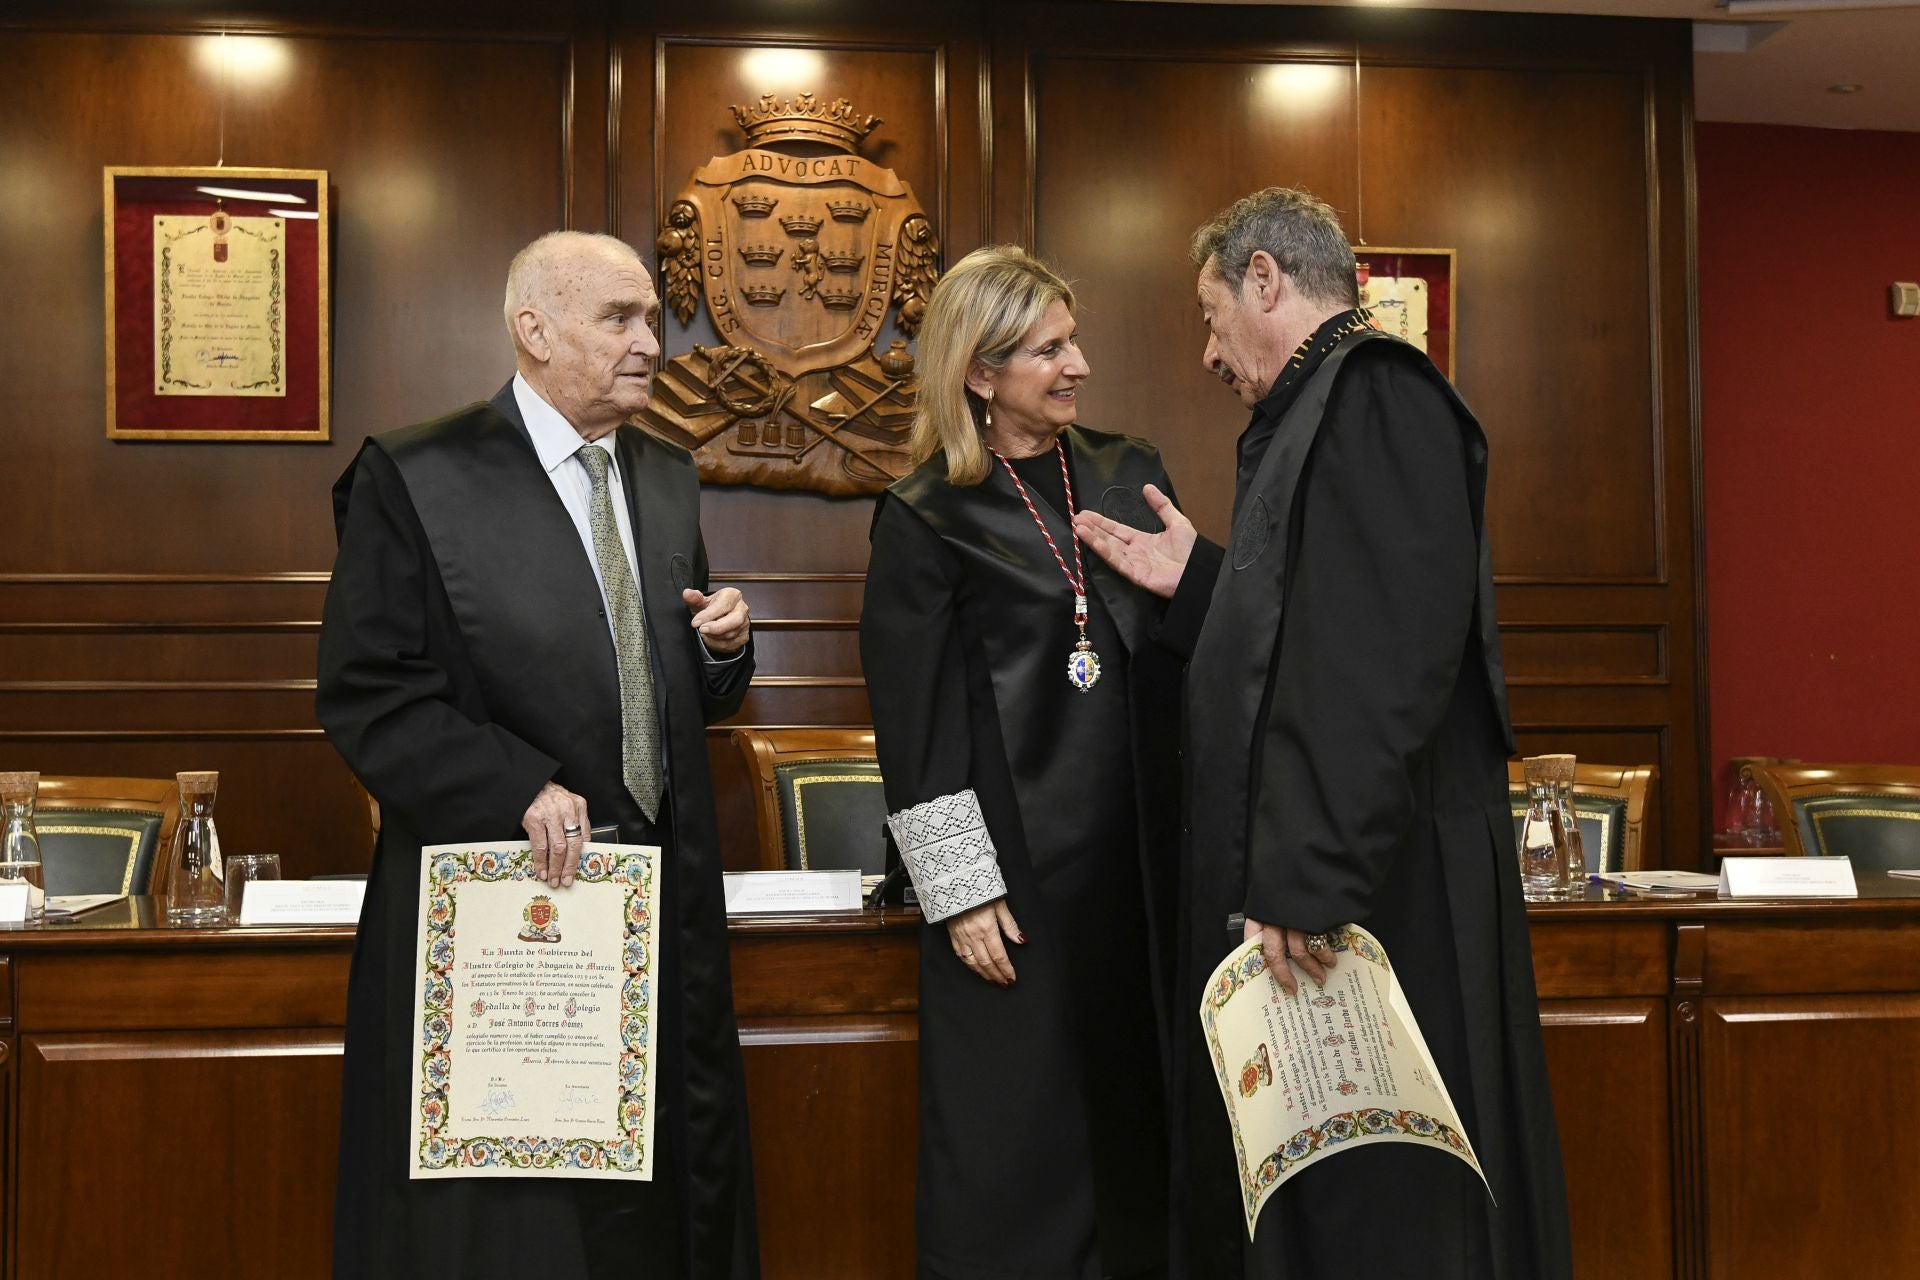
[
  {"left": 684, "top": 587, "right": 750, "bottom": 654},
  {"left": 523, "top": 781, "right": 590, "bottom": 888},
  {"left": 1246, "top": 915, "right": 1338, "bottom": 996},
  {"left": 1071, "top": 484, "right": 1196, "bottom": 600}
]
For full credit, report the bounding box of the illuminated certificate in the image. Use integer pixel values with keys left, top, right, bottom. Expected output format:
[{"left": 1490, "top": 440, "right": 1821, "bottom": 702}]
[
  {"left": 151, "top": 213, "right": 286, "bottom": 396},
  {"left": 1200, "top": 925, "right": 1487, "bottom": 1236},
  {"left": 410, "top": 843, "right": 660, "bottom": 1180}
]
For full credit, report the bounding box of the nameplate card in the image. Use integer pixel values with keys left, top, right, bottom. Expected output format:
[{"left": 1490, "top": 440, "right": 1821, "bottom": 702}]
[
  {"left": 723, "top": 870, "right": 863, "bottom": 915},
  {"left": 237, "top": 880, "right": 367, "bottom": 925},
  {"left": 1719, "top": 856, "right": 1859, "bottom": 899},
  {"left": 0, "top": 883, "right": 29, "bottom": 924}
]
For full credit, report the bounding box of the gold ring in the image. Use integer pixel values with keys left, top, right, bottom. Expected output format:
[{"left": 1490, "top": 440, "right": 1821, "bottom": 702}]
[{"left": 1306, "top": 932, "right": 1334, "bottom": 952}]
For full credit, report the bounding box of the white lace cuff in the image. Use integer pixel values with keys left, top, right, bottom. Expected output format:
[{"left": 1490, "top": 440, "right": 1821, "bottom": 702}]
[{"left": 886, "top": 788, "right": 1007, "bottom": 923}]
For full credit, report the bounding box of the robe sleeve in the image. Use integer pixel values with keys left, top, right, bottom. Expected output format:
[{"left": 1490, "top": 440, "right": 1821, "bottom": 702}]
[
  {"left": 1243, "top": 352, "right": 1479, "bottom": 931},
  {"left": 1153, "top": 535, "right": 1224, "bottom": 659},
  {"left": 859, "top": 494, "right": 1006, "bottom": 922},
  {"left": 316, "top": 446, "right": 559, "bottom": 838}
]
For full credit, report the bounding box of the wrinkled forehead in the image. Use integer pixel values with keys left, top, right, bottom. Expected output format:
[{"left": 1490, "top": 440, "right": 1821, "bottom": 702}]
[
  {"left": 551, "top": 245, "right": 657, "bottom": 312},
  {"left": 1195, "top": 259, "right": 1230, "bottom": 307}
]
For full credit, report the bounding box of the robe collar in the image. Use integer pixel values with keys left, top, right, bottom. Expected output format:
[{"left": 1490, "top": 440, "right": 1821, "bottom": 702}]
[{"left": 1233, "top": 308, "right": 1373, "bottom": 512}]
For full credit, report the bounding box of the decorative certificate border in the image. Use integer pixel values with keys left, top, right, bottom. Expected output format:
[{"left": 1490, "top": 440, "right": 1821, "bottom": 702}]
[
  {"left": 103, "top": 165, "right": 330, "bottom": 441},
  {"left": 1353, "top": 246, "right": 1457, "bottom": 380},
  {"left": 1200, "top": 927, "right": 1474, "bottom": 1225},
  {"left": 414, "top": 845, "right": 657, "bottom": 1176}
]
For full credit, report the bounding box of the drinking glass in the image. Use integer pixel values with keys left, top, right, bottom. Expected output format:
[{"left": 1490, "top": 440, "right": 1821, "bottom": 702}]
[{"left": 224, "top": 853, "right": 282, "bottom": 922}]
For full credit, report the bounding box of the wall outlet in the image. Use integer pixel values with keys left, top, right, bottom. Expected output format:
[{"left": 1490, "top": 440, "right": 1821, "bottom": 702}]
[{"left": 1893, "top": 281, "right": 1920, "bottom": 317}]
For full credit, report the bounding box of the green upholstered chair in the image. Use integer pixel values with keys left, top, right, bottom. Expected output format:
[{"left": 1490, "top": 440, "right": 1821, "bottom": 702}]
[
  {"left": 1507, "top": 762, "right": 1658, "bottom": 874},
  {"left": 33, "top": 775, "right": 182, "bottom": 896},
  {"left": 1744, "top": 764, "right": 1920, "bottom": 871},
  {"left": 730, "top": 728, "right": 888, "bottom": 874}
]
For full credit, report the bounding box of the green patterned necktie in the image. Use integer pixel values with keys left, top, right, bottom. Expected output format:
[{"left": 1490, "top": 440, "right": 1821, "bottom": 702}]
[{"left": 574, "top": 444, "right": 664, "bottom": 822}]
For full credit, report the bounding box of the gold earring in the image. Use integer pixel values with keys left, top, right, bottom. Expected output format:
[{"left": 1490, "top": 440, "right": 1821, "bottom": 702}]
[{"left": 983, "top": 394, "right": 993, "bottom": 428}]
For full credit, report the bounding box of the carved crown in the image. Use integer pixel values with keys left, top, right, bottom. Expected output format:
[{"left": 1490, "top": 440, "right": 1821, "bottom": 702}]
[
  {"left": 779, "top": 213, "right": 824, "bottom": 237},
  {"left": 738, "top": 243, "right": 785, "bottom": 266},
  {"left": 731, "top": 92, "right": 882, "bottom": 154},
  {"left": 816, "top": 283, "right": 861, "bottom": 310},
  {"left": 821, "top": 249, "right": 865, "bottom": 273},
  {"left": 741, "top": 282, "right": 787, "bottom": 306},
  {"left": 826, "top": 198, "right": 871, "bottom": 222},
  {"left": 731, "top": 192, "right": 779, "bottom": 217}
]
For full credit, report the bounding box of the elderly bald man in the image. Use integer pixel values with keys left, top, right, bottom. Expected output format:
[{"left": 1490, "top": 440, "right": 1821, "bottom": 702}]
[{"left": 318, "top": 231, "right": 759, "bottom": 1279}]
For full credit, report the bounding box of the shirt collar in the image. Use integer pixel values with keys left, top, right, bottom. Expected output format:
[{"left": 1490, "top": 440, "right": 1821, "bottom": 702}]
[{"left": 513, "top": 373, "right": 615, "bottom": 476}]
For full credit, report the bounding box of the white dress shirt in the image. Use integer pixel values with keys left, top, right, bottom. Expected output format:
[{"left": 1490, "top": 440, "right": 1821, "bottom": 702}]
[{"left": 512, "top": 373, "right": 740, "bottom": 664}]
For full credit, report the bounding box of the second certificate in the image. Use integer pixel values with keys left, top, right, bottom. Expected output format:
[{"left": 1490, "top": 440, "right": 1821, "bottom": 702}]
[{"left": 411, "top": 843, "right": 661, "bottom": 1180}]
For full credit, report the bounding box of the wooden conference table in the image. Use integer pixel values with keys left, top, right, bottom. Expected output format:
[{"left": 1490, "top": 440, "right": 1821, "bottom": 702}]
[{"left": 2, "top": 882, "right": 1915, "bottom": 1278}]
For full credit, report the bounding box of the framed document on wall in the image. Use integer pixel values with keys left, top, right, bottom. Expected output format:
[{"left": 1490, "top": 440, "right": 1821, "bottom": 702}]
[
  {"left": 103, "top": 165, "right": 329, "bottom": 441},
  {"left": 1353, "top": 246, "right": 1456, "bottom": 380}
]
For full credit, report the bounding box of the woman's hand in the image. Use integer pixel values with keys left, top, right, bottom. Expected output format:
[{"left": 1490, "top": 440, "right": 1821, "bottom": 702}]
[{"left": 946, "top": 898, "right": 1025, "bottom": 987}]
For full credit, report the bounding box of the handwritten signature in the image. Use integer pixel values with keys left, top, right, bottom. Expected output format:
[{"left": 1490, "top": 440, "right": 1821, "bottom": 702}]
[{"left": 476, "top": 1087, "right": 520, "bottom": 1119}]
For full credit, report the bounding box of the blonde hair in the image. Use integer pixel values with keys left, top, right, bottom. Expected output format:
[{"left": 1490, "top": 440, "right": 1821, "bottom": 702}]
[{"left": 910, "top": 245, "right": 1076, "bottom": 486}]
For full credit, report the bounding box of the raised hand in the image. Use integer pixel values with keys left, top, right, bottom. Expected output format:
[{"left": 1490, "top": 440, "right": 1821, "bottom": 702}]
[{"left": 1071, "top": 484, "right": 1196, "bottom": 600}]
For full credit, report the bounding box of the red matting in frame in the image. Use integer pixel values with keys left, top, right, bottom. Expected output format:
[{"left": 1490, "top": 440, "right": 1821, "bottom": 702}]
[
  {"left": 105, "top": 166, "right": 329, "bottom": 441},
  {"left": 1352, "top": 246, "right": 1456, "bottom": 381}
]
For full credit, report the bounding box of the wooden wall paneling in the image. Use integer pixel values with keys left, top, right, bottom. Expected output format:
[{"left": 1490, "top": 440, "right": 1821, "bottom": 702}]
[
  {"left": 1539, "top": 998, "right": 1673, "bottom": 1280},
  {"left": 0, "top": 14, "right": 595, "bottom": 872},
  {"left": 1361, "top": 62, "right": 1657, "bottom": 583},
  {"left": 1029, "top": 51, "right": 1358, "bottom": 538},
  {"left": 1700, "top": 994, "right": 1920, "bottom": 1278},
  {"left": 15, "top": 1029, "right": 343, "bottom": 1279}
]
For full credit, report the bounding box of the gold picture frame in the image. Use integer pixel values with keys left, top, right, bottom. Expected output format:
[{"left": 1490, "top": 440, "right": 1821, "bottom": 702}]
[{"left": 104, "top": 165, "right": 330, "bottom": 441}]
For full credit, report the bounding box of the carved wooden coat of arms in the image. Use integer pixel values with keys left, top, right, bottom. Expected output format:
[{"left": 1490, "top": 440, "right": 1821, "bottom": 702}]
[{"left": 644, "top": 93, "right": 940, "bottom": 496}]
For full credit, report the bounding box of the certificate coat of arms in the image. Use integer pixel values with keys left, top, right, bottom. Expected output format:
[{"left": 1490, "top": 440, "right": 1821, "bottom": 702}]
[{"left": 644, "top": 93, "right": 940, "bottom": 496}]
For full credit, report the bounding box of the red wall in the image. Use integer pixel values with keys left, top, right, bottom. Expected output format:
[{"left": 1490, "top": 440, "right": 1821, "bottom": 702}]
[{"left": 1698, "top": 122, "right": 1920, "bottom": 806}]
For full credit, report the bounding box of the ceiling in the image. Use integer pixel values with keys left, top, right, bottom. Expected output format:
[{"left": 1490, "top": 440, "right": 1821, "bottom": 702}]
[{"left": 1123, "top": 0, "right": 1920, "bottom": 131}]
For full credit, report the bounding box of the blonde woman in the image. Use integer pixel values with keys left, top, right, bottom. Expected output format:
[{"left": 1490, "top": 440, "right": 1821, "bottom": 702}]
[{"left": 860, "top": 246, "right": 1182, "bottom": 1280}]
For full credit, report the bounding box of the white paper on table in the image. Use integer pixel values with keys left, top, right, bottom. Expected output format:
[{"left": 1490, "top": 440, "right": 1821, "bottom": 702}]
[
  {"left": 1593, "top": 870, "right": 1721, "bottom": 893},
  {"left": 1718, "top": 855, "right": 1859, "bottom": 898},
  {"left": 723, "top": 869, "right": 862, "bottom": 914},
  {"left": 46, "top": 893, "right": 128, "bottom": 916},
  {"left": 1199, "top": 925, "right": 1489, "bottom": 1238},
  {"left": 237, "top": 879, "right": 367, "bottom": 924},
  {"left": 410, "top": 843, "right": 661, "bottom": 1181},
  {"left": 1888, "top": 869, "right": 1920, "bottom": 880},
  {"left": 0, "top": 883, "right": 29, "bottom": 923}
]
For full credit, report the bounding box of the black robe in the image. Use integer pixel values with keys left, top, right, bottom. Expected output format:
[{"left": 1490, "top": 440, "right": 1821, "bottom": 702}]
[
  {"left": 860, "top": 426, "right": 1183, "bottom": 1280},
  {"left": 1161, "top": 327, "right": 1572, "bottom": 1278},
  {"left": 316, "top": 383, "right": 758, "bottom": 1279}
]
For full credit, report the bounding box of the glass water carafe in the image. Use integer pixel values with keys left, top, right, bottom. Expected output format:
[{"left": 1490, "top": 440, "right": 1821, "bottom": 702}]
[
  {"left": 1518, "top": 760, "right": 1569, "bottom": 902},
  {"left": 0, "top": 771, "right": 46, "bottom": 923},
  {"left": 166, "top": 770, "right": 226, "bottom": 924},
  {"left": 1547, "top": 754, "right": 1587, "bottom": 892}
]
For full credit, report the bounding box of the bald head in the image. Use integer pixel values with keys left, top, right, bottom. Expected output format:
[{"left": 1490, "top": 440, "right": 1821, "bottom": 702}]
[
  {"left": 504, "top": 231, "right": 662, "bottom": 439},
  {"left": 504, "top": 231, "right": 647, "bottom": 350}
]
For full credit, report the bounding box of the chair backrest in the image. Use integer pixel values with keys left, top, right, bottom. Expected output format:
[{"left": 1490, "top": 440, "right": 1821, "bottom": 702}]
[
  {"left": 1743, "top": 763, "right": 1920, "bottom": 869},
  {"left": 729, "top": 728, "right": 888, "bottom": 873},
  {"left": 1507, "top": 762, "right": 1658, "bottom": 873},
  {"left": 32, "top": 775, "right": 182, "bottom": 896}
]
